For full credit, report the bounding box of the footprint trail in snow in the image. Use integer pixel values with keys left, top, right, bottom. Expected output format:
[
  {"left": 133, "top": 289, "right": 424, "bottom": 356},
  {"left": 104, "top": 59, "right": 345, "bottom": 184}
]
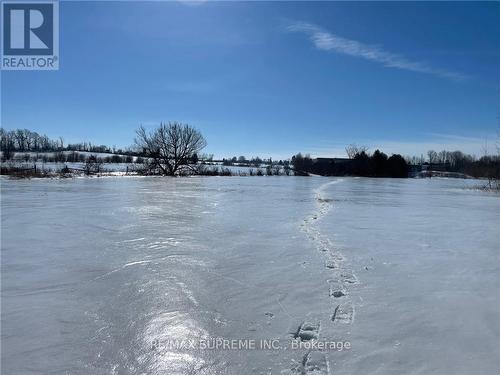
[{"left": 287, "top": 179, "right": 357, "bottom": 374}]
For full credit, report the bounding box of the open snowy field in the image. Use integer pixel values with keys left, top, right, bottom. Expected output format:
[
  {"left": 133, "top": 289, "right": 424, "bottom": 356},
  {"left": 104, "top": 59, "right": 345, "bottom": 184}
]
[{"left": 1, "top": 177, "right": 499, "bottom": 374}]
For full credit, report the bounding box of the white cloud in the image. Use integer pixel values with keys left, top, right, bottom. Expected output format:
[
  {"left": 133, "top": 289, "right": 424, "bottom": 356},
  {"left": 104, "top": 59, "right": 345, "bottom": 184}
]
[{"left": 287, "top": 21, "right": 467, "bottom": 82}]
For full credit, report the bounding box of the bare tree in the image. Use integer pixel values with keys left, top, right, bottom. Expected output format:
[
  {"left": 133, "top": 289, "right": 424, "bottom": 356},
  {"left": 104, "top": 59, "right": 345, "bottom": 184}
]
[
  {"left": 427, "top": 150, "right": 438, "bottom": 164},
  {"left": 0, "top": 128, "right": 15, "bottom": 160},
  {"left": 345, "top": 144, "right": 368, "bottom": 159},
  {"left": 135, "top": 122, "right": 207, "bottom": 176},
  {"left": 15, "top": 130, "right": 26, "bottom": 151},
  {"left": 438, "top": 150, "right": 449, "bottom": 164}
]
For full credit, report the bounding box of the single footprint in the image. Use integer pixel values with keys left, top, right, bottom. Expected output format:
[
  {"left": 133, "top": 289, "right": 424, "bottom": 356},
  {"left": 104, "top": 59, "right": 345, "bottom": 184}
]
[
  {"left": 291, "top": 320, "right": 321, "bottom": 341},
  {"left": 328, "top": 280, "right": 347, "bottom": 298},
  {"left": 327, "top": 279, "right": 347, "bottom": 298},
  {"left": 285, "top": 351, "right": 329, "bottom": 375},
  {"left": 339, "top": 271, "right": 358, "bottom": 284},
  {"left": 328, "top": 252, "right": 344, "bottom": 262},
  {"left": 332, "top": 302, "right": 355, "bottom": 324},
  {"left": 325, "top": 259, "right": 339, "bottom": 269},
  {"left": 303, "top": 351, "right": 329, "bottom": 374}
]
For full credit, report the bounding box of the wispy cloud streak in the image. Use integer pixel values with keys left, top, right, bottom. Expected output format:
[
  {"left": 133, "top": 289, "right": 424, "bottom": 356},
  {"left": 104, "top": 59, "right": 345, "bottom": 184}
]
[{"left": 287, "top": 21, "right": 467, "bottom": 82}]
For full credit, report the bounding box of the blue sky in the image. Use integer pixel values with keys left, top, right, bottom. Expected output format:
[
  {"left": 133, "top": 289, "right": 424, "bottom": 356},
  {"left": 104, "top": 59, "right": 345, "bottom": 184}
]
[{"left": 1, "top": 0, "right": 499, "bottom": 159}]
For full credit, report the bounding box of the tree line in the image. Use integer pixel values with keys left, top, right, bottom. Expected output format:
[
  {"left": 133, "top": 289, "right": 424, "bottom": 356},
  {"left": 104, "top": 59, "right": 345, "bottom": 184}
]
[
  {"left": 5, "top": 151, "right": 141, "bottom": 164},
  {"left": 221, "top": 156, "right": 290, "bottom": 168},
  {"left": 2, "top": 124, "right": 499, "bottom": 182},
  {"left": 292, "top": 142, "right": 500, "bottom": 180},
  {"left": 291, "top": 150, "right": 409, "bottom": 177},
  {"left": 0, "top": 128, "right": 136, "bottom": 160},
  {"left": 421, "top": 149, "right": 500, "bottom": 179}
]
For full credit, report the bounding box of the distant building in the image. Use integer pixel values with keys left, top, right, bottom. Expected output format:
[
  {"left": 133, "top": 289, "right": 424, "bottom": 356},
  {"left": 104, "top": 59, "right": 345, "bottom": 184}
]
[
  {"left": 408, "top": 164, "right": 422, "bottom": 177},
  {"left": 314, "top": 157, "right": 351, "bottom": 164},
  {"left": 421, "top": 162, "right": 450, "bottom": 172}
]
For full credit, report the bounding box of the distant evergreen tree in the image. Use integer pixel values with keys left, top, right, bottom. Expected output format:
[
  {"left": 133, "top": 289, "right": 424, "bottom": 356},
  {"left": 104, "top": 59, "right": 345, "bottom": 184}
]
[
  {"left": 387, "top": 154, "right": 409, "bottom": 177},
  {"left": 371, "top": 149, "right": 388, "bottom": 177},
  {"left": 353, "top": 151, "right": 371, "bottom": 176}
]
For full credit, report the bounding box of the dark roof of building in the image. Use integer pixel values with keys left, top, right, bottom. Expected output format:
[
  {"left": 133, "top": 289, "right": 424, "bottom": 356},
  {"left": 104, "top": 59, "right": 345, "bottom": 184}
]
[{"left": 315, "top": 157, "right": 351, "bottom": 163}]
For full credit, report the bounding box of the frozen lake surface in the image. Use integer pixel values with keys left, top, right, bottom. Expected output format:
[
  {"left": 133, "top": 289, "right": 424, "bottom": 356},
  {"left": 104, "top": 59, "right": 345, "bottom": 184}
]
[{"left": 1, "top": 177, "right": 499, "bottom": 374}]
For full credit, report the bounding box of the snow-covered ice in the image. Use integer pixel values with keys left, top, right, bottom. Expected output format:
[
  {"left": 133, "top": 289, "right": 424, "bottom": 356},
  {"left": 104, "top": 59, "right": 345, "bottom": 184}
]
[{"left": 1, "top": 176, "right": 499, "bottom": 374}]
